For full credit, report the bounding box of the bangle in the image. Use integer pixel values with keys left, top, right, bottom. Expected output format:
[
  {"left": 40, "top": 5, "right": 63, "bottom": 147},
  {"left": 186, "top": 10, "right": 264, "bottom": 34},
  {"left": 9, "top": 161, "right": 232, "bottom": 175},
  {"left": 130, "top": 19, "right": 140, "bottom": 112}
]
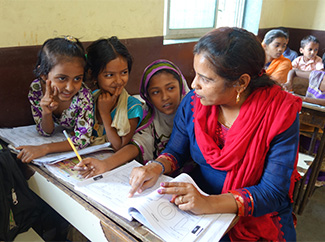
[{"left": 146, "top": 160, "right": 165, "bottom": 175}]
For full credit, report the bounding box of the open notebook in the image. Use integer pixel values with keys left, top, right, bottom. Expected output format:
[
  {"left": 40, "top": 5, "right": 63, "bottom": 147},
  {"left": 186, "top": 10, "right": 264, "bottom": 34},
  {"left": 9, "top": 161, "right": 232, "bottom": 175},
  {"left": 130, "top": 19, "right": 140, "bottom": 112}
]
[
  {"left": 75, "top": 160, "right": 235, "bottom": 242},
  {"left": 0, "top": 125, "right": 112, "bottom": 164}
]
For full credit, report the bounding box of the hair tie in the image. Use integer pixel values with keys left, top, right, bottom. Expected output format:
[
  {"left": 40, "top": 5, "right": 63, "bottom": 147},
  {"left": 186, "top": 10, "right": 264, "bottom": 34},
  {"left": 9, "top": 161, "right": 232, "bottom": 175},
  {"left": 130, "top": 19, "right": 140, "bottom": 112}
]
[
  {"left": 64, "top": 35, "right": 77, "bottom": 43},
  {"left": 258, "top": 69, "right": 266, "bottom": 77}
]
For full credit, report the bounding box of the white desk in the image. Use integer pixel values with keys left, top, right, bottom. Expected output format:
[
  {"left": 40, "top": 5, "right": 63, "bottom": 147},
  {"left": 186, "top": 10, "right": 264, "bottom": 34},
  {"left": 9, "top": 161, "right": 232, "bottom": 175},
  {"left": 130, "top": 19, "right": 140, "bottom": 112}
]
[{"left": 27, "top": 165, "right": 162, "bottom": 242}]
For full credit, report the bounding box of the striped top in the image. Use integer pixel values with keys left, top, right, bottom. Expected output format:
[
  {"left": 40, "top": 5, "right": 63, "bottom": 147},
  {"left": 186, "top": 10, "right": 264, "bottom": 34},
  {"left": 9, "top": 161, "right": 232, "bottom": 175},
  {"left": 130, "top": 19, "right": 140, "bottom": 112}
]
[{"left": 306, "top": 70, "right": 325, "bottom": 99}]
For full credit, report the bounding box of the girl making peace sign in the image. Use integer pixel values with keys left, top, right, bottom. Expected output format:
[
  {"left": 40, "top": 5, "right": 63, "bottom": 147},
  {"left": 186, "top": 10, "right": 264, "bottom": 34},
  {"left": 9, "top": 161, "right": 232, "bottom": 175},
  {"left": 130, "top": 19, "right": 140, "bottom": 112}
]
[{"left": 17, "top": 36, "right": 94, "bottom": 163}]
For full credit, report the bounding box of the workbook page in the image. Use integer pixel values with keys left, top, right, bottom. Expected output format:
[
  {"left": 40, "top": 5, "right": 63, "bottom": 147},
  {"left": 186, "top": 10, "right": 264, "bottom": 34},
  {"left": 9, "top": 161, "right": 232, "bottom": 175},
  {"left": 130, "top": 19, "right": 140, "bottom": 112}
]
[
  {"left": 0, "top": 125, "right": 66, "bottom": 147},
  {"left": 75, "top": 160, "right": 172, "bottom": 221},
  {"left": 128, "top": 173, "right": 229, "bottom": 242}
]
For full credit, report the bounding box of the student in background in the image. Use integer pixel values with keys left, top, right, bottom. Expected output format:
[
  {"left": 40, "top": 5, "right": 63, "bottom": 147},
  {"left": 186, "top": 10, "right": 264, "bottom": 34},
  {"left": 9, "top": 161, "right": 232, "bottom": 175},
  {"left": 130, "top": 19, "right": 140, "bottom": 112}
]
[
  {"left": 285, "top": 69, "right": 325, "bottom": 106},
  {"left": 86, "top": 37, "right": 143, "bottom": 151},
  {"left": 292, "top": 35, "right": 324, "bottom": 71},
  {"left": 284, "top": 69, "right": 325, "bottom": 188},
  {"left": 75, "top": 59, "right": 189, "bottom": 178},
  {"left": 16, "top": 36, "right": 94, "bottom": 163},
  {"left": 262, "top": 29, "right": 292, "bottom": 84},
  {"left": 129, "top": 27, "right": 301, "bottom": 241},
  {"left": 277, "top": 27, "right": 298, "bottom": 61}
]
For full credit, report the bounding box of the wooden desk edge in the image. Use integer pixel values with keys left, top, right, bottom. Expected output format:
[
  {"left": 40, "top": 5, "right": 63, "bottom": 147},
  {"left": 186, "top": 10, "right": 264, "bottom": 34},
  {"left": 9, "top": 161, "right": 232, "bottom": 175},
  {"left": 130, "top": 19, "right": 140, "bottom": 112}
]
[{"left": 28, "top": 164, "right": 160, "bottom": 242}]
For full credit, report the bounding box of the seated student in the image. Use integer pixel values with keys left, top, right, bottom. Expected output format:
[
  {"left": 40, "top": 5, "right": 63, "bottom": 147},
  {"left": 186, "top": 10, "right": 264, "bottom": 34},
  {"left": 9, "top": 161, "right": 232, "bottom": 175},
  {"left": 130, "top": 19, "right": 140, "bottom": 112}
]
[
  {"left": 277, "top": 27, "right": 298, "bottom": 61},
  {"left": 75, "top": 59, "right": 190, "bottom": 178},
  {"left": 16, "top": 36, "right": 94, "bottom": 163},
  {"left": 86, "top": 37, "right": 143, "bottom": 151},
  {"left": 285, "top": 69, "right": 325, "bottom": 105},
  {"left": 285, "top": 69, "right": 325, "bottom": 187},
  {"left": 129, "top": 27, "right": 301, "bottom": 241},
  {"left": 262, "top": 29, "right": 292, "bottom": 84},
  {"left": 292, "top": 35, "right": 324, "bottom": 71}
]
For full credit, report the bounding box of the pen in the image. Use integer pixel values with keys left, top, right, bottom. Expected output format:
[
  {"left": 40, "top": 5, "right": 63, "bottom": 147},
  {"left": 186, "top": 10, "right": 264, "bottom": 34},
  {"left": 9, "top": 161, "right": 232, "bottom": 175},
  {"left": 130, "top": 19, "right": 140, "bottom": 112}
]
[{"left": 63, "top": 130, "right": 82, "bottom": 162}]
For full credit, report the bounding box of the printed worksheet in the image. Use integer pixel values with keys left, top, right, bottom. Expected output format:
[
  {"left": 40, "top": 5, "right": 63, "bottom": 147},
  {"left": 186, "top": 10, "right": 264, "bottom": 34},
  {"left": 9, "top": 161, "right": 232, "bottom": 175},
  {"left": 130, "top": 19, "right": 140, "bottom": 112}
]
[
  {"left": 33, "top": 142, "right": 112, "bottom": 164},
  {"left": 0, "top": 125, "right": 112, "bottom": 164},
  {"left": 0, "top": 125, "right": 66, "bottom": 147},
  {"left": 75, "top": 160, "right": 171, "bottom": 220},
  {"left": 128, "top": 173, "right": 233, "bottom": 242},
  {"left": 75, "top": 161, "right": 235, "bottom": 242}
]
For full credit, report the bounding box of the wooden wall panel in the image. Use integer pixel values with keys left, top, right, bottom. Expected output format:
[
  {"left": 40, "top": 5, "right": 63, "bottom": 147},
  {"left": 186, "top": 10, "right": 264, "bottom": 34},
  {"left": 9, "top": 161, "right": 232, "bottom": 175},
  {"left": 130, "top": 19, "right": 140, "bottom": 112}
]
[{"left": 0, "top": 37, "right": 196, "bottom": 127}]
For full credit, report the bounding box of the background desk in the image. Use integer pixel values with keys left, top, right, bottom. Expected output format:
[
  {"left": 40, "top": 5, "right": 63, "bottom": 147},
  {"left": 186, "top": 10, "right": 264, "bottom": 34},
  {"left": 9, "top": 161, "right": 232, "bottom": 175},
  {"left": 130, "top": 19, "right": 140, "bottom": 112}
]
[
  {"left": 28, "top": 165, "right": 163, "bottom": 242},
  {"left": 295, "top": 102, "right": 325, "bottom": 214}
]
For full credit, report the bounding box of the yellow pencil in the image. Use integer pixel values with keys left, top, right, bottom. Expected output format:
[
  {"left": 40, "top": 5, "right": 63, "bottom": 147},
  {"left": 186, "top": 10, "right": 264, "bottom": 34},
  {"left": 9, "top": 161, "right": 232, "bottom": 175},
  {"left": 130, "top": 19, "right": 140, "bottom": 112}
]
[{"left": 63, "top": 130, "right": 82, "bottom": 162}]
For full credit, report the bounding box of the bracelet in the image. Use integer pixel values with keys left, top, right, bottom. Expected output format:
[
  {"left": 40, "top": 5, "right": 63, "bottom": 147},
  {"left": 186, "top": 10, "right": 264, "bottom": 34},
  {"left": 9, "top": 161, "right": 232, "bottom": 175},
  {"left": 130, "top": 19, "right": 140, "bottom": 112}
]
[{"left": 146, "top": 160, "right": 165, "bottom": 175}]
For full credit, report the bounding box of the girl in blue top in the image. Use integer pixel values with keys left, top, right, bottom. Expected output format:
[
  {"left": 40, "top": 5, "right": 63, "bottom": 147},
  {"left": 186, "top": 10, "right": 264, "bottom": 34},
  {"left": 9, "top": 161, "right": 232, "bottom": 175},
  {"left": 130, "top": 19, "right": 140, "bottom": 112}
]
[{"left": 86, "top": 37, "right": 143, "bottom": 151}]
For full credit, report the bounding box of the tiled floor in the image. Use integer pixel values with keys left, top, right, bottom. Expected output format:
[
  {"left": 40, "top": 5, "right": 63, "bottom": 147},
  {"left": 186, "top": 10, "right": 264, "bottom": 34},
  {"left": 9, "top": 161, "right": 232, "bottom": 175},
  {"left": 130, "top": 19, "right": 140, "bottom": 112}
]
[{"left": 296, "top": 186, "right": 325, "bottom": 241}]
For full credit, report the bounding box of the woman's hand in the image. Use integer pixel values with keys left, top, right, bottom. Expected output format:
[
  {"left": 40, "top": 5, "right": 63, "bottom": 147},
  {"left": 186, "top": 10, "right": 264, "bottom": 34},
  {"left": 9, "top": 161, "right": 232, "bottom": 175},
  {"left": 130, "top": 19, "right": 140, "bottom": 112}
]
[
  {"left": 40, "top": 80, "right": 59, "bottom": 115},
  {"left": 16, "top": 145, "right": 49, "bottom": 163},
  {"left": 158, "top": 182, "right": 211, "bottom": 215},
  {"left": 74, "top": 157, "right": 116, "bottom": 178},
  {"left": 128, "top": 163, "right": 162, "bottom": 197}
]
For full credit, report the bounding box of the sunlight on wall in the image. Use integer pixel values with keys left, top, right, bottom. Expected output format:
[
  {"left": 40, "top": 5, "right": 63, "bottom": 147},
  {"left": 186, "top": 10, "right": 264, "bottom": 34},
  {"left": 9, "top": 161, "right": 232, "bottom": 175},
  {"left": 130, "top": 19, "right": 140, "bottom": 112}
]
[
  {"left": 1, "top": 0, "right": 325, "bottom": 48},
  {"left": 259, "top": 0, "right": 325, "bottom": 30},
  {"left": 282, "top": 0, "right": 325, "bottom": 30},
  {"left": 259, "top": 0, "right": 286, "bottom": 28},
  {"left": 0, "top": 0, "right": 163, "bottom": 47}
]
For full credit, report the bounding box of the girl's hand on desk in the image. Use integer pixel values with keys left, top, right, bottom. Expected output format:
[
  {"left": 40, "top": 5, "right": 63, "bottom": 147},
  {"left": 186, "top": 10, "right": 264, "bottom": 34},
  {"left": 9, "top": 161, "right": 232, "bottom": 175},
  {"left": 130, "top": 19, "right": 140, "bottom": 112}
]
[
  {"left": 74, "top": 157, "right": 115, "bottom": 178},
  {"left": 40, "top": 80, "right": 59, "bottom": 115},
  {"left": 16, "top": 145, "right": 49, "bottom": 163},
  {"left": 128, "top": 164, "right": 161, "bottom": 197},
  {"left": 158, "top": 182, "right": 211, "bottom": 215}
]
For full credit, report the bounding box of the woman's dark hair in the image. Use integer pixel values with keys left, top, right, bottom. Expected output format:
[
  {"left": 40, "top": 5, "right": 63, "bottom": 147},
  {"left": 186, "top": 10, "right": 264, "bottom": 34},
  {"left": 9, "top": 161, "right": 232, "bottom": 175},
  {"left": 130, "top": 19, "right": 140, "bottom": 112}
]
[
  {"left": 86, "top": 36, "right": 133, "bottom": 81},
  {"left": 194, "top": 27, "right": 275, "bottom": 92},
  {"left": 34, "top": 36, "right": 86, "bottom": 79}
]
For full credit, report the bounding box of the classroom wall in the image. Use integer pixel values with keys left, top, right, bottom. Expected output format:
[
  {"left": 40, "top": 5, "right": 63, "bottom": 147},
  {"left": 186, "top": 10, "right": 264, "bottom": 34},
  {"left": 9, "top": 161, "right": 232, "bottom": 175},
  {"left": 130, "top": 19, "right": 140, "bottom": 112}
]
[
  {"left": 1, "top": 0, "right": 325, "bottom": 127},
  {"left": 259, "top": 0, "right": 325, "bottom": 31},
  {"left": 0, "top": 0, "right": 164, "bottom": 48},
  {"left": 2, "top": 0, "right": 325, "bottom": 48}
]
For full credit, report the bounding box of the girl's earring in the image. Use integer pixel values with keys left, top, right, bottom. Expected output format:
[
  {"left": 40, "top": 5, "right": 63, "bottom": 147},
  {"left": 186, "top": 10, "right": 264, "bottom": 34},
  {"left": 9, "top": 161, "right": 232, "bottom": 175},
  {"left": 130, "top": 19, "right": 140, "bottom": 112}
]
[{"left": 236, "top": 92, "right": 240, "bottom": 104}]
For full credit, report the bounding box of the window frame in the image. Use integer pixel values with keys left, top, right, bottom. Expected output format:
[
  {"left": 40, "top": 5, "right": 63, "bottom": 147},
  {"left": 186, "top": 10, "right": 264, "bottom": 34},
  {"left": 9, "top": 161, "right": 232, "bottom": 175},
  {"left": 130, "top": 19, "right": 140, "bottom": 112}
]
[{"left": 164, "top": 0, "right": 247, "bottom": 41}]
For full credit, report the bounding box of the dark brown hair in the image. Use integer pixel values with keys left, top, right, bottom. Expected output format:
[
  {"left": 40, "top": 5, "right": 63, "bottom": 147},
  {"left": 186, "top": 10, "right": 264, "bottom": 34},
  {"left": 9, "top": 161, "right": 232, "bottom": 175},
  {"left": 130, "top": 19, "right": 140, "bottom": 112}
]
[{"left": 194, "top": 27, "right": 275, "bottom": 92}]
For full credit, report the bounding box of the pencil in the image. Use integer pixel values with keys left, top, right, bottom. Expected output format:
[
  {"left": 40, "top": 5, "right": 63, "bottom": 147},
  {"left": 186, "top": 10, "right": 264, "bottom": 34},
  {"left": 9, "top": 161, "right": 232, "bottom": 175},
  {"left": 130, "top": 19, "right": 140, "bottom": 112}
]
[{"left": 63, "top": 130, "right": 82, "bottom": 162}]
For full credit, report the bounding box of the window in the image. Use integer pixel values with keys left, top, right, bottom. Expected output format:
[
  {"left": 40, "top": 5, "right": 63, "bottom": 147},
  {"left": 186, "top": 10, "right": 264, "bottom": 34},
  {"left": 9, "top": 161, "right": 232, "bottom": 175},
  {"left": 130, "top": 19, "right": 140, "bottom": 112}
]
[{"left": 164, "top": 0, "right": 248, "bottom": 41}]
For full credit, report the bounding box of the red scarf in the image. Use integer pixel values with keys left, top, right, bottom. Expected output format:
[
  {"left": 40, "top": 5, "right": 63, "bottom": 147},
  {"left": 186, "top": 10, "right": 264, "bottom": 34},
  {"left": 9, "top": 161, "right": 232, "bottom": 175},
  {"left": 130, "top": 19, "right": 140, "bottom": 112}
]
[{"left": 194, "top": 85, "right": 301, "bottom": 241}]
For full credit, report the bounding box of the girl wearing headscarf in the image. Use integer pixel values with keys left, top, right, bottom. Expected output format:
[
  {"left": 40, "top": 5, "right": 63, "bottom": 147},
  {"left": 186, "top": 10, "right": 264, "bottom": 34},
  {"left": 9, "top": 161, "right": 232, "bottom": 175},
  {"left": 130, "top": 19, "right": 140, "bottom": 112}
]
[{"left": 75, "top": 59, "right": 189, "bottom": 177}]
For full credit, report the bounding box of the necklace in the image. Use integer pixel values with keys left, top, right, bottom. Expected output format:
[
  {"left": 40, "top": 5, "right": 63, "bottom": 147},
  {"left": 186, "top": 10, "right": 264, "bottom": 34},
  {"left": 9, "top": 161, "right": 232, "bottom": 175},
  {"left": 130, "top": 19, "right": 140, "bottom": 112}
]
[{"left": 218, "top": 107, "right": 233, "bottom": 128}]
